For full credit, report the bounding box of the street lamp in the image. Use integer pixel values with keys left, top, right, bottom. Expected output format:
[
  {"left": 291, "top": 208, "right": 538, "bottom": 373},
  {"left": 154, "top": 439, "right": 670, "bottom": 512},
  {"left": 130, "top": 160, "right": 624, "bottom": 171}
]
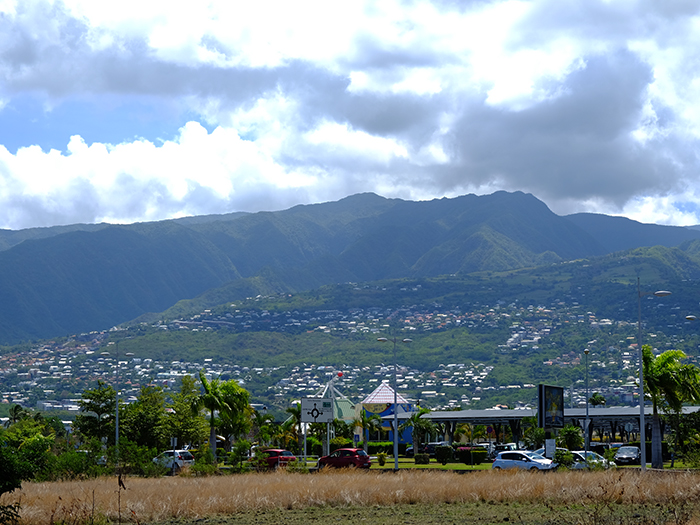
[
  {"left": 377, "top": 335, "right": 412, "bottom": 471},
  {"left": 102, "top": 342, "right": 134, "bottom": 468},
  {"left": 584, "top": 348, "right": 589, "bottom": 463},
  {"left": 637, "top": 277, "right": 671, "bottom": 472}
]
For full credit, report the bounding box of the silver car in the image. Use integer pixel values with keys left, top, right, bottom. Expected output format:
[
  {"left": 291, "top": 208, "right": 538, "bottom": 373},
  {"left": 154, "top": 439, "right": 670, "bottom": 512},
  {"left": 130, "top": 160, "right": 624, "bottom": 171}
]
[
  {"left": 571, "top": 450, "right": 616, "bottom": 469},
  {"left": 153, "top": 449, "right": 195, "bottom": 472},
  {"left": 492, "top": 450, "right": 557, "bottom": 471}
]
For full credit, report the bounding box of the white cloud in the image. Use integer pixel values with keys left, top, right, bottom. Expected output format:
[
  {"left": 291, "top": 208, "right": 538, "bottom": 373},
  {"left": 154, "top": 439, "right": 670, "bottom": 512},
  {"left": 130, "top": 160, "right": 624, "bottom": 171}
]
[{"left": 1, "top": 0, "right": 700, "bottom": 228}]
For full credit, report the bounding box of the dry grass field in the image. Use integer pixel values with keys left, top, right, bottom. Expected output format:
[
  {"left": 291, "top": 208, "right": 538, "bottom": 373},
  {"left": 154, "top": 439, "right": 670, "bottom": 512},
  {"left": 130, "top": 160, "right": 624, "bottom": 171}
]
[{"left": 5, "top": 469, "right": 700, "bottom": 525}]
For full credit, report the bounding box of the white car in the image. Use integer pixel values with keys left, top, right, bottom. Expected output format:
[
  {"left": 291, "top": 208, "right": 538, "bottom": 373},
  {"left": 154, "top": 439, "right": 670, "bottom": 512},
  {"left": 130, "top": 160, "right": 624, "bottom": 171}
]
[
  {"left": 492, "top": 450, "right": 557, "bottom": 471},
  {"left": 571, "top": 450, "right": 616, "bottom": 469},
  {"left": 153, "top": 449, "right": 195, "bottom": 472}
]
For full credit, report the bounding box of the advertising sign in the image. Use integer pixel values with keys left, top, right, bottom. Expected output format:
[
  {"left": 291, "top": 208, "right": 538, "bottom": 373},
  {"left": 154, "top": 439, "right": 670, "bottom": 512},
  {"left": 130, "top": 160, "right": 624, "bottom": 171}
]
[{"left": 538, "top": 384, "right": 564, "bottom": 428}]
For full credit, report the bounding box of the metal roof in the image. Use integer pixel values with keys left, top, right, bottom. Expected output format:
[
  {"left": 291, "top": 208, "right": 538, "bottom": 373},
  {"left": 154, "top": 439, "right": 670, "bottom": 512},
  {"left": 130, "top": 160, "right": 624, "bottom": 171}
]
[{"left": 362, "top": 382, "right": 409, "bottom": 404}]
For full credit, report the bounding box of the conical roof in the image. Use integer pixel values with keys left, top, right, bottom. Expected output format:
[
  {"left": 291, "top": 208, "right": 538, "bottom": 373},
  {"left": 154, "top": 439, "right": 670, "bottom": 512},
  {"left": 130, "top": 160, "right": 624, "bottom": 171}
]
[{"left": 362, "top": 381, "right": 408, "bottom": 404}]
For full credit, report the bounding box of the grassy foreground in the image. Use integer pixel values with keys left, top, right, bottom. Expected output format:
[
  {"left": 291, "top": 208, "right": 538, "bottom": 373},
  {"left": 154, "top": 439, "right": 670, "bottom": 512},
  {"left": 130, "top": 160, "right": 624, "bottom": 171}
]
[{"left": 6, "top": 469, "right": 700, "bottom": 525}]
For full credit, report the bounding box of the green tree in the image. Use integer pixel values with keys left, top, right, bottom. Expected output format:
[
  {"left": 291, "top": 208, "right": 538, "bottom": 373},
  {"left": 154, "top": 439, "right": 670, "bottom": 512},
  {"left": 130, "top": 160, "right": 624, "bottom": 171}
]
[
  {"left": 353, "top": 410, "right": 382, "bottom": 452},
  {"left": 643, "top": 345, "right": 700, "bottom": 469},
  {"left": 165, "top": 375, "right": 208, "bottom": 449},
  {"left": 251, "top": 409, "right": 275, "bottom": 447},
  {"left": 556, "top": 424, "right": 583, "bottom": 450},
  {"left": 589, "top": 392, "right": 606, "bottom": 407},
  {"left": 193, "top": 370, "right": 228, "bottom": 456},
  {"left": 273, "top": 419, "right": 298, "bottom": 452},
  {"left": 285, "top": 403, "right": 302, "bottom": 452},
  {"left": 217, "top": 379, "right": 252, "bottom": 450},
  {"left": 192, "top": 370, "right": 251, "bottom": 456},
  {"left": 4, "top": 404, "right": 30, "bottom": 428},
  {"left": 120, "top": 385, "right": 167, "bottom": 449},
  {"left": 74, "top": 380, "right": 116, "bottom": 444},
  {"left": 398, "top": 408, "right": 435, "bottom": 453}
]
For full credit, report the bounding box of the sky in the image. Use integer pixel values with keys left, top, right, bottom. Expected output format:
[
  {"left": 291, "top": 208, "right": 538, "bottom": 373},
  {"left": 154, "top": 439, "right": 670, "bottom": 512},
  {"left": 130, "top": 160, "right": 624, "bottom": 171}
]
[{"left": 1, "top": 0, "right": 700, "bottom": 230}]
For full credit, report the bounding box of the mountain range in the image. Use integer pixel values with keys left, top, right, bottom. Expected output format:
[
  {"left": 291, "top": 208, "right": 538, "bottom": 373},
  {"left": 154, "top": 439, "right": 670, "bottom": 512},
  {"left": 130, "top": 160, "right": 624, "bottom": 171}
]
[{"left": 2, "top": 190, "right": 700, "bottom": 345}]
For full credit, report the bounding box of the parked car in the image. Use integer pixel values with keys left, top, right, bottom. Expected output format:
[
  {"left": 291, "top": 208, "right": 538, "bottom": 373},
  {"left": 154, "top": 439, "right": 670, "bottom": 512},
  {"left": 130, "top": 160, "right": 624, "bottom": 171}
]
[
  {"left": 492, "top": 450, "right": 557, "bottom": 471},
  {"left": 533, "top": 446, "right": 568, "bottom": 459},
  {"left": 614, "top": 446, "right": 641, "bottom": 465},
  {"left": 571, "top": 450, "right": 616, "bottom": 469},
  {"left": 490, "top": 442, "right": 518, "bottom": 459},
  {"left": 406, "top": 441, "right": 450, "bottom": 458},
  {"left": 152, "top": 449, "right": 195, "bottom": 472},
  {"left": 257, "top": 449, "right": 297, "bottom": 469},
  {"left": 317, "top": 448, "right": 371, "bottom": 469}
]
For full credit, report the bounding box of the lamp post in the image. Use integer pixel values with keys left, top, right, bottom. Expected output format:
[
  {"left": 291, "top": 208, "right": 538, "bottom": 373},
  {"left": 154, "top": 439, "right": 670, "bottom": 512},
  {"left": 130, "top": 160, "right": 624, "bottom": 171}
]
[
  {"left": 584, "top": 348, "right": 589, "bottom": 464},
  {"left": 102, "top": 342, "right": 134, "bottom": 468},
  {"left": 637, "top": 277, "right": 671, "bottom": 472},
  {"left": 377, "top": 335, "right": 412, "bottom": 471}
]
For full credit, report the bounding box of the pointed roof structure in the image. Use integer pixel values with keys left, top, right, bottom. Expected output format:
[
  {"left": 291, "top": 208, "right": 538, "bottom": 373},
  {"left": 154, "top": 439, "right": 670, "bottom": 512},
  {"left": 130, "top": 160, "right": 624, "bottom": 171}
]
[{"left": 362, "top": 381, "right": 409, "bottom": 404}]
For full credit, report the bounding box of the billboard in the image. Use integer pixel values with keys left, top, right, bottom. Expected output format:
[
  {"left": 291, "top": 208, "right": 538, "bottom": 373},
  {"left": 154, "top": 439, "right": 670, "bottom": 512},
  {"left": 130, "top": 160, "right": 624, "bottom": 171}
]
[{"left": 538, "top": 384, "right": 564, "bottom": 428}]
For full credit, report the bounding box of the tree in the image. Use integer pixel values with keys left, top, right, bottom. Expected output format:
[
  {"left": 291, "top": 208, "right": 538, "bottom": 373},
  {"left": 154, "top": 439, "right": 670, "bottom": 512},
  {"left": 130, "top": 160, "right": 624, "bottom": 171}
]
[
  {"left": 119, "top": 385, "right": 167, "bottom": 449},
  {"left": 273, "top": 419, "right": 298, "bottom": 452},
  {"left": 192, "top": 370, "right": 251, "bottom": 456},
  {"left": 74, "top": 380, "right": 116, "bottom": 444},
  {"left": 353, "top": 410, "right": 382, "bottom": 452},
  {"left": 251, "top": 409, "right": 275, "bottom": 447},
  {"left": 589, "top": 392, "right": 606, "bottom": 407},
  {"left": 285, "top": 403, "right": 302, "bottom": 452},
  {"left": 165, "top": 375, "right": 208, "bottom": 449},
  {"left": 4, "top": 404, "right": 30, "bottom": 428},
  {"left": 217, "top": 379, "right": 252, "bottom": 450},
  {"left": 556, "top": 424, "right": 583, "bottom": 450},
  {"left": 192, "top": 370, "right": 229, "bottom": 457},
  {"left": 398, "top": 408, "right": 435, "bottom": 452},
  {"left": 643, "top": 345, "right": 700, "bottom": 469}
]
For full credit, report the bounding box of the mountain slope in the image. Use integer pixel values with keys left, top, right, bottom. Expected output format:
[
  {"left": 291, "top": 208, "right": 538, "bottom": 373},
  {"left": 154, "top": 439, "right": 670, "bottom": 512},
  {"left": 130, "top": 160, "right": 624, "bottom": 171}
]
[
  {"left": 565, "top": 213, "right": 700, "bottom": 252},
  {"left": 2, "top": 191, "right": 700, "bottom": 344}
]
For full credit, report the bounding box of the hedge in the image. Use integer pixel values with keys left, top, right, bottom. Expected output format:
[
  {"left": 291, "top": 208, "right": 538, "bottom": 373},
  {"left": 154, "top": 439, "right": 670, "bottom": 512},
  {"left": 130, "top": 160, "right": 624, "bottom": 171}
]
[
  {"left": 357, "top": 442, "right": 408, "bottom": 455},
  {"left": 456, "top": 447, "right": 488, "bottom": 465},
  {"left": 435, "top": 445, "right": 454, "bottom": 465},
  {"left": 414, "top": 453, "right": 430, "bottom": 465}
]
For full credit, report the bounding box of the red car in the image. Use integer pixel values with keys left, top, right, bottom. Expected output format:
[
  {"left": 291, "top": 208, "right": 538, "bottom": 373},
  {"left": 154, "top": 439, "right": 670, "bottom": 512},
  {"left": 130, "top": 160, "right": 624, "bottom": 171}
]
[
  {"left": 259, "top": 449, "right": 296, "bottom": 469},
  {"left": 317, "top": 448, "right": 371, "bottom": 469}
]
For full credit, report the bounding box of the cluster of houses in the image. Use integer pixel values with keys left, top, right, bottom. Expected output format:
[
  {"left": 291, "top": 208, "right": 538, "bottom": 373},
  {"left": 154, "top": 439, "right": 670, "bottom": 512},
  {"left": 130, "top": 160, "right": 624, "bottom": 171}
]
[{"left": 0, "top": 294, "right": 688, "bottom": 422}]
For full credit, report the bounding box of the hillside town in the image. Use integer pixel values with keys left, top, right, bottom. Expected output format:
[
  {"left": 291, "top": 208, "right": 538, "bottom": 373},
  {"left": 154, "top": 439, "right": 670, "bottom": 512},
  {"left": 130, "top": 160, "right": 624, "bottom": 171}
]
[{"left": 1, "top": 291, "right": 691, "bottom": 423}]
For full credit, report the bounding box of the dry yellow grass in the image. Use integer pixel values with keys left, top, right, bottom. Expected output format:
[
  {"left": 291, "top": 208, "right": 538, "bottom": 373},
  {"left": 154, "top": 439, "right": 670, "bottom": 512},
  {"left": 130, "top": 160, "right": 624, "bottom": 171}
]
[{"left": 5, "top": 469, "right": 700, "bottom": 524}]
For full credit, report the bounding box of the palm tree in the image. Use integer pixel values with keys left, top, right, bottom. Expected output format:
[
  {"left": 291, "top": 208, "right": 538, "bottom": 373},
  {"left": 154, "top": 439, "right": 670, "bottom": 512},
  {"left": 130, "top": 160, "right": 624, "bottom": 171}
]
[
  {"left": 274, "top": 419, "right": 298, "bottom": 451},
  {"left": 589, "top": 392, "right": 606, "bottom": 407},
  {"left": 352, "top": 410, "right": 382, "bottom": 452},
  {"left": 398, "top": 407, "right": 434, "bottom": 453},
  {"left": 286, "top": 402, "right": 302, "bottom": 452},
  {"left": 252, "top": 409, "right": 275, "bottom": 447},
  {"left": 192, "top": 370, "right": 230, "bottom": 457},
  {"left": 643, "top": 345, "right": 700, "bottom": 469},
  {"left": 4, "top": 404, "right": 30, "bottom": 428}
]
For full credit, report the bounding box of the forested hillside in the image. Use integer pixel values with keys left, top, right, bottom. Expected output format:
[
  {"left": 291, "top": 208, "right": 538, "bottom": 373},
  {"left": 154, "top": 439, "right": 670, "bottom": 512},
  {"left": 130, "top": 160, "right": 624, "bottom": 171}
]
[{"left": 2, "top": 191, "right": 700, "bottom": 344}]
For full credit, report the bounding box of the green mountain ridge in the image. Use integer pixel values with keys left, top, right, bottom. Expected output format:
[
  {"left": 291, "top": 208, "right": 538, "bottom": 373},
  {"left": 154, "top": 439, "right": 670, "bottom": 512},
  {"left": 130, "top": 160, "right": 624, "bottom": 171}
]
[{"left": 2, "top": 191, "right": 700, "bottom": 344}]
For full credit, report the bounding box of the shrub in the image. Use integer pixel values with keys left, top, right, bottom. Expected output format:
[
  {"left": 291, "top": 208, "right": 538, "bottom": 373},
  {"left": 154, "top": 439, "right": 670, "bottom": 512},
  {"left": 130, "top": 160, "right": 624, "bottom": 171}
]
[
  {"left": 435, "top": 445, "right": 453, "bottom": 465},
  {"left": 414, "top": 453, "right": 430, "bottom": 465},
  {"left": 330, "top": 437, "right": 352, "bottom": 451},
  {"left": 306, "top": 437, "right": 323, "bottom": 457},
  {"left": 376, "top": 452, "right": 387, "bottom": 466},
  {"left": 250, "top": 452, "right": 270, "bottom": 472},
  {"left": 286, "top": 459, "right": 309, "bottom": 473},
  {"left": 554, "top": 449, "right": 574, "bottom": 469},
  {"left": 456, "top": 447, "right": 488, "bottom": 465}
]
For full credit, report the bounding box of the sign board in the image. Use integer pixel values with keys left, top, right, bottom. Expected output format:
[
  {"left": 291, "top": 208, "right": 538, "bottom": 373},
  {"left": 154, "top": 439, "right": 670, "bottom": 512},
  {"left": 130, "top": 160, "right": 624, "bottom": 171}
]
[
  {"left": 544, "top": 439, "right": 556, "bottom": 459},
  {"left": 301, "top": 397, "right": 334, "bottom": 423},
  {"left": 538, "top": 384, "right": 564, "bottom": 428}
]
